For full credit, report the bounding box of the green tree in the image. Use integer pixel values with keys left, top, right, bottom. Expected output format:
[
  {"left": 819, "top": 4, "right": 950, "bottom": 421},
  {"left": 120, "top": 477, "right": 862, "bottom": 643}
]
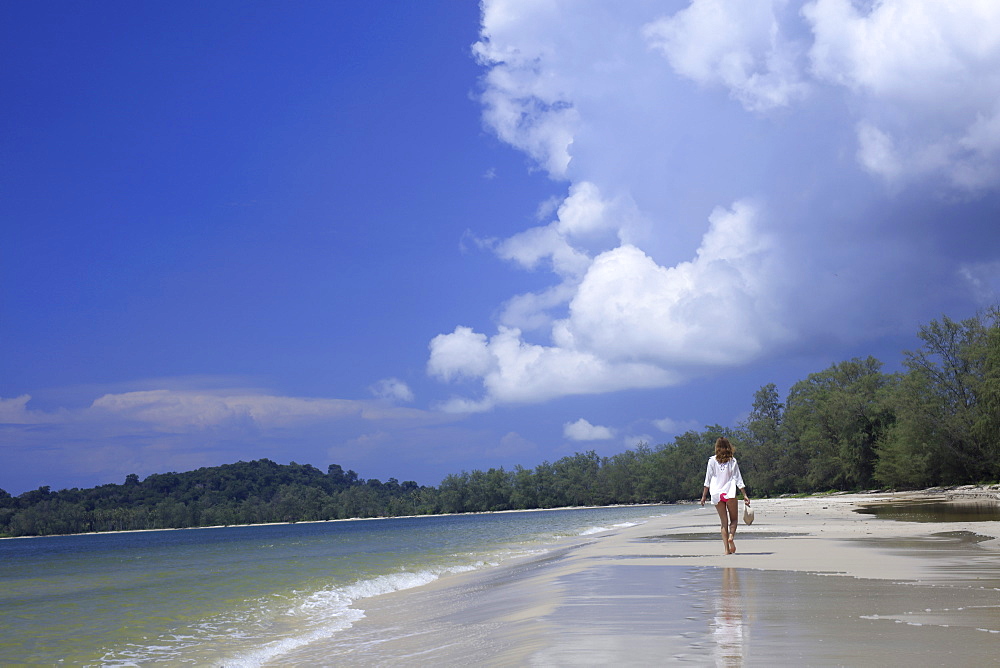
[
  {"left": 783, "top": 357, "right": 892, "bottom": 491},
  {"left": 971, "top": 312, "right": 1000, "bottom": 466},
  {"left": 599, "top": 444, "right": 649, "bottom": 503},
  {"left": 477, "top": 468, "right": 514, "bottom": 511},
  {"left": 876, "top": 310, "right": 1000, "bottom": 487},
  {"left": 509, "top": 465, "right": 538, "bottom": 509},
  {"left": 552, "top": 451, "right": 602, "bottom": 506},
  {"left": 740, "top": 383, "right": 785, "bottom": 495},
  {"left": 437, "top": 472, "right": 468, "bottom": 514}
]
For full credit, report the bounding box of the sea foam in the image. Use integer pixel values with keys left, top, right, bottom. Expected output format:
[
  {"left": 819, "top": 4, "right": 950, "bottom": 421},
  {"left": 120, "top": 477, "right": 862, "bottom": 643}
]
[
  {"left": 224, "top": 563, "right": 489, "bottom": 668},
  {"left": 579, "top": 520, "right": 642, "bottom": 536}
]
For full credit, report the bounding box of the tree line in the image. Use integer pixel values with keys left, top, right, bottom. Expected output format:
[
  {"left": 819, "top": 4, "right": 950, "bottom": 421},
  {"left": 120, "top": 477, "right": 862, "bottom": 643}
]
[{"left": 1, "top": 309, "right": 997, "bottom": 538}]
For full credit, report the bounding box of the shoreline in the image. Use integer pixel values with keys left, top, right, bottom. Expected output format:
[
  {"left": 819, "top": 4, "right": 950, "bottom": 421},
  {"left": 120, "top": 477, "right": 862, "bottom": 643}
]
[
  {"left": 269, "top": 488, "right": 1000, "bottom": 665},
  {"left": 0, "top": 502, "right": 666, "bottom": 541},
  {"left": 4, "top": 484, "right": 997, "bottom": 541}
]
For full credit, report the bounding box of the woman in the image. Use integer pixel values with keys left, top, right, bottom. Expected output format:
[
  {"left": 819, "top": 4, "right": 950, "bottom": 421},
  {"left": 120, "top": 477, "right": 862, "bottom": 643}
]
[{"left": 700, "top": 437, "right": 750, "bottom": 555}]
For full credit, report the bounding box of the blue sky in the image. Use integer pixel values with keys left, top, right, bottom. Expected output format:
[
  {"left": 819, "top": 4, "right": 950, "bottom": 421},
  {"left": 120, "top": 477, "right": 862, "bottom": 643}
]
[{"left": 3, "top": 0, "right": 999, "bottom": 495}]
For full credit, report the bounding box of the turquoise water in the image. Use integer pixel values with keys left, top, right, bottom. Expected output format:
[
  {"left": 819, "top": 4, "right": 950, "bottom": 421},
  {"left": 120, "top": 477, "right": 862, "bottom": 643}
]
[{"left": 0, "top": 505, "right": 676, "bottom": 666}]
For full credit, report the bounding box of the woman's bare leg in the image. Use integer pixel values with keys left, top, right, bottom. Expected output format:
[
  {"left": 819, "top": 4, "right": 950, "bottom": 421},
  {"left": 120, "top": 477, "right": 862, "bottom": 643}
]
[
  {"left": 726, "top": 499, "right": 739, "bottom": 554},
  {"left": 715, "top": 502, "right": 732, "bottom": 554}
]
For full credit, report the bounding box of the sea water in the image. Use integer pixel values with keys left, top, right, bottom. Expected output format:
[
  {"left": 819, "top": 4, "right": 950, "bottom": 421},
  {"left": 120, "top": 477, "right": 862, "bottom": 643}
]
[
  {"left": 854, "top": 499, "right": 1000, "bottom": 523},
  {"left": 0, "top": 505, "right": 675, "bottom": 666}
]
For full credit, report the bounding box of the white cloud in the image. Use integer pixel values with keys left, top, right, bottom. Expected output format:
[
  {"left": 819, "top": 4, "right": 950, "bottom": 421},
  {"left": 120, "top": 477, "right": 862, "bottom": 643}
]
[
  {"left": 804, "top": 0, "right": 1000, "bottom": 190},
  {"left": 959, "top": 260, "right": 1000, "bottom": 304},
  {"left": 497, "top": 282, "right": 578, "bottom": 333},
  {"left": 491, "top": 181, "right": 648, "bottom": 333},
  {"left": 495, "top": 182, "right": 633, "bottom": 276},
  {"left": 0, "top": 385, "right": 468, "bottom": 495},
  {"left": 370, "top": 378, "right": 415, "bottom": 403},
  {"left": 639, "top": 0, "right": 1000, "bottom": 189},
  {"left": 653, "top": 416, "right": 700, "bottom": 435},
  {"left": 429, "top": 325, "right": 678, "bottom": 412},
  {"left": 90, "top": 390, "right": 363, "bottom": 431},
  {"left": 644, "top": 0, "right": 810, "bottom": 112},
  {"left": 0, "top": 395, "right": 50, "bottom": 425},
  {"left": 447, "top": 3, "right": 798, "bottom": 411},
  {"left": 554, "top": 200, "right": 786, "bottom": 367},
  {"left": 622, "top": 433, "right": 654, "bottom": 449},
  {"left": 804, "top": 0, "right": 1000, "bottom": 101},
  {"left": 553, "top": 181, "right": 617, "bottom": 241},
  {"left": 855, "top": 121, "right": 903, "bottom": 183},
  {"left": 427, "top": 326, "right": 495, "bottom": 382},
  {"left": 473, "top": 0, "right": 580, "bottom": 177},
  {"left": 429, "top": 199, "right": 789, "bottom": 410},
  {"left": 564, "top": 418, "right": 614, "bottom": 441},
  {"left": 0, "top": 384, "right": 466, "bottom": 492},
  {"left": 645, "top": 0, "right": 1000, "bottom": 189},
  {"left": 434, "top": 0, "right": 1000, "bottom": 411},
  {"left": 82, "top": 388, "right": 447, "bottom": 433},
  {"left": 496, "top": 223, "right": 590, "bottom": 277}
]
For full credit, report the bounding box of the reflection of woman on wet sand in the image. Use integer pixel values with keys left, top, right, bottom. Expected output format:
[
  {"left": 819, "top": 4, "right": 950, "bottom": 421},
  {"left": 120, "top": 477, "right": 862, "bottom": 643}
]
[
  {"left": 712, "top": 568, "right": 745, "bottom": 666},
  {"left": 700, "top": 437, "right": 750, "bottom": 555}
]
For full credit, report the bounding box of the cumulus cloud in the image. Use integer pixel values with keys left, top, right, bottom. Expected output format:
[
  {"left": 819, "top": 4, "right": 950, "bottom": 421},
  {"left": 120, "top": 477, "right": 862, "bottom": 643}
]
[
  {"left": 563, "top": 418, "right": 614, "bottom": 441},
  {"left": 495, "top": 182, "right": 623, "bottom": 277},
  {"left": 553, "top": 201, "right": 786, "bottom": 367},
  {"left": 490, "top": 181, "right": 648, "bottom": 332},
  {"left": 643, "top": 0, "right": 1000, "bottom": 190},
  {"left": 803, "top": 0, "right": 1000, "bottom": 190},
  {"left": 644, "top": 0, "right": 810, "bottom": 112},
  {"left": 429, "top": 325, "right": 677, "bottom": 412},
  {"left": 428, "top": 0, "right": 1000, "bottom": 410},
  {"left": 428, "top": 326, "right": 495, "bottom": 383},
  {"left": 473, "top": 0, "right": 580, "bottom": 177},
  {"left": 429, "top": 200, "right": 787, "bottom": 410},
  {"left": 804, "top": 0, "right": 1000, "bottom": 100}
]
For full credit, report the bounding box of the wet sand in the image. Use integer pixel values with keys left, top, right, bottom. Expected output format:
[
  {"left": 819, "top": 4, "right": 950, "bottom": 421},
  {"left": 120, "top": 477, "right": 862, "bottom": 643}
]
[{"left": 272, "top": 489, "right": 1000, "bottom": 666}]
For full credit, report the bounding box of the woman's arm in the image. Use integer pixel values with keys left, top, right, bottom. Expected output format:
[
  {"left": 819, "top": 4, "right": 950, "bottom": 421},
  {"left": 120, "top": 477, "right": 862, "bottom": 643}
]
[
  {"left": 733, "top": 460, "right": 748, "bottom": 503},
  {"left": 701, "top": 457, "right": 715, "bottom": 505}
]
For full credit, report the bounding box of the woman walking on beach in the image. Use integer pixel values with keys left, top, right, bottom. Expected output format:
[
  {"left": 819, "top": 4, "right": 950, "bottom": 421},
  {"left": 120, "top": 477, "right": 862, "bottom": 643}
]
[{"left": 700, "top": 437, "right": 750, "bottom": 555}]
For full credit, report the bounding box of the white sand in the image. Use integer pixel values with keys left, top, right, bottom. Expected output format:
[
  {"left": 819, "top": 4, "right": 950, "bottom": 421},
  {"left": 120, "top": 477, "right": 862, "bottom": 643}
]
[
  {"left": 270, "top": 489, "right": 1000, "bottom": 666},
  {"left": 614, "top": 489, "right": 1000, "bottom": 582}
]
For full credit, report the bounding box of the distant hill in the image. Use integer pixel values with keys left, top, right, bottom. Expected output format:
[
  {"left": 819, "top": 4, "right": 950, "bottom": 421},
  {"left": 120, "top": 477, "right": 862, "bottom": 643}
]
[{"left": 0, "top": 459, "right": 429, "bottom": 537}]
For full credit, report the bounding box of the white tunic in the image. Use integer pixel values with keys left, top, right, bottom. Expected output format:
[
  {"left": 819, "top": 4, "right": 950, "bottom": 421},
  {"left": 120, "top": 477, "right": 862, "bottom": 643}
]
[{"left": 704, "top": 456, "right": 745, "bottom": 505}]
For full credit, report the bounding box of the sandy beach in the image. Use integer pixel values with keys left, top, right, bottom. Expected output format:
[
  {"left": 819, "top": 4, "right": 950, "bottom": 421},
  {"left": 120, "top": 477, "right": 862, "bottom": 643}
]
[{"left": 272, "top": 489, "right": 1000, "bottom": 666}]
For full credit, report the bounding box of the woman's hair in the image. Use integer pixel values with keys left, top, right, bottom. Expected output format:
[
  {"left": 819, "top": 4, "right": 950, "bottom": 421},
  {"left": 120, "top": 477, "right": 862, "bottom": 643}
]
[{"left": 714, "top": 437, "right": 734, "bottom": 463}]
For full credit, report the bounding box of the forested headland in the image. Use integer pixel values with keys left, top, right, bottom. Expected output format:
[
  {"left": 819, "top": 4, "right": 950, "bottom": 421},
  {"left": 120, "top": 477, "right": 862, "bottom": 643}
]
[{"left": 2, "top": 309, "right": 997, "bottom": 538}]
